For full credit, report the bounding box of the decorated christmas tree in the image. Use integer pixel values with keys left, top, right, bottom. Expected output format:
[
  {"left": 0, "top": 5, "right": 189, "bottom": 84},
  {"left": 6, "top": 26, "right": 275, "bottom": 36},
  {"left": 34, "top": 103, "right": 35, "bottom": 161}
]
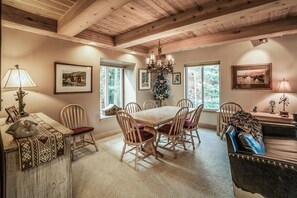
[{"left": 153, "top": 74, "right": 169, "bottom": 106}]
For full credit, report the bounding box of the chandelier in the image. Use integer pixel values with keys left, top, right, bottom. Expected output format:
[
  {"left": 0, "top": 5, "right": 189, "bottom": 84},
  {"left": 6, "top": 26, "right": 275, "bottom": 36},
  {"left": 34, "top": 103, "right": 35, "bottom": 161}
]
[{"left": 146, "top": 40, "right": 174, "bottom": 75}]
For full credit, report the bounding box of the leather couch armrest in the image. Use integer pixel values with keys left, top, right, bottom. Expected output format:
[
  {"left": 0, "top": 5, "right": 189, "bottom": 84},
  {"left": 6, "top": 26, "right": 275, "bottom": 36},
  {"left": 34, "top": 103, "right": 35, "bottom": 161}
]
[
  {"left": 261, "top": 122, "right": 297, "bottom": 138},
  {"left": 228, "top": 152, "right": 297, "bottom": 197}
]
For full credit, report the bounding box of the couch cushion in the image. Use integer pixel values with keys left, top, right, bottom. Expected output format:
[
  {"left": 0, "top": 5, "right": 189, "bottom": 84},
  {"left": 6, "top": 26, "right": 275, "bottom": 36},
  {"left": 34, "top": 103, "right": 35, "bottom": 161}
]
[
  {"left": 238, "top": 132, "right": 265, "bottom": 155},
  {"left": 264, "top": 136, "right": 297, "bottom": 163}
]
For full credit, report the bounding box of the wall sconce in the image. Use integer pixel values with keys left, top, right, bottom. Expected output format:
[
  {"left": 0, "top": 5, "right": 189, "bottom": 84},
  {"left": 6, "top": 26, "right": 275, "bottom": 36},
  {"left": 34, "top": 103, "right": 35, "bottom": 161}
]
[
  {"left": 1, "top": 65, "right": 37, "bottom": 117},
  {"left": 276, "top": 78, "right": 292, "bottom": 117}
]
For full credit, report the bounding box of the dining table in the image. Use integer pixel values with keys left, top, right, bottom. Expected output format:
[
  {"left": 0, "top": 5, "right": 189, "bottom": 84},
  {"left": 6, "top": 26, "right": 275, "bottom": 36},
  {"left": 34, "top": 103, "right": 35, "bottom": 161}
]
[{"left": 131, "top": 106, "right": 195, "bottom": 157}]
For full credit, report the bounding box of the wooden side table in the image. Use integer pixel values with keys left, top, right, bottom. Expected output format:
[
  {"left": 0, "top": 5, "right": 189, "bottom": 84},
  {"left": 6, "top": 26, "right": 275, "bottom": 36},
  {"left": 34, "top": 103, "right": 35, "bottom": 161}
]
[
  {"left": 0, "top": 113, "right": 73, "bottom": 198},
  {"left": 216, "top": 111, "right": 295, "bottom": 135},
  {"left": 250, "top": 112, "right": 294, "bottom": 124}
]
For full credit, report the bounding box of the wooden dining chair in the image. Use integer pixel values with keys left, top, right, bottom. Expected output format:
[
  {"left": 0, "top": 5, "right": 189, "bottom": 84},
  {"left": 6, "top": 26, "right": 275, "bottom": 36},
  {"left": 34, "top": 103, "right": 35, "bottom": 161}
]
[
  {"left": 116, "top": 110, "right": 156, "bottom": 170},
  {"left": 219, "top": 102, "right": 242, "bottom": 139},
  {"left": 156, "top": 107, "right": 189, "bottom": 159},
  {"left": 60, "top": 104, "right": 98, "bottom": 160},
  {"left": 124, "top": 102, "right": 144, "bottom": 129},
  {"left": 143, "top": 100, "right": 157, "bottom": 110},
  {"left": 177, "top": 99, "right": 194, "bottom": 108},
  {"left": 183, "top": 104, "right": 204, "bottom": 150},
  {"left": 125, "top": 102, "right": 142, "bottom": 113}
]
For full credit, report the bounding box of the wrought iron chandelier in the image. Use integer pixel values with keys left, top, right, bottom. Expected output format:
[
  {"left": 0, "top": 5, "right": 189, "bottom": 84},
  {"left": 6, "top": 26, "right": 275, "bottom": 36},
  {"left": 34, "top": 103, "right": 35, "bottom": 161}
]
[{"left": 145, "top": 40, "right": 174, "bottom": 75}]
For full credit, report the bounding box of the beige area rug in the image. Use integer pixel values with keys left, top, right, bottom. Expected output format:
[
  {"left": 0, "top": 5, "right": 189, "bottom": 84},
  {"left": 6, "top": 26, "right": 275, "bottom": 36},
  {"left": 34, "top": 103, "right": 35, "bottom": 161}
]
[{"left": 72, "top": 128, "right": 234, "bottom": 198}]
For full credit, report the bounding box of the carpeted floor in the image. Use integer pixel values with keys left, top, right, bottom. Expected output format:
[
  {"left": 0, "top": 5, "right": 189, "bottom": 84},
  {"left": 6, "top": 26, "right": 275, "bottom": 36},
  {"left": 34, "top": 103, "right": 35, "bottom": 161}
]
[{"left": 72, "top": 128, "right": 234, "bottom": 198}]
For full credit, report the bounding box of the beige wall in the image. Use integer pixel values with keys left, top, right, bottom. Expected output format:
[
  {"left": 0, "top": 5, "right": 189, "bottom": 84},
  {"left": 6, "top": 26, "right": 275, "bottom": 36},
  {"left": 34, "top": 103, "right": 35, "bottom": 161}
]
[
  {"left": 1, "top": 27, "right": 153, "bottom": 135},
  {"left": 2, "top": 27, "right": 297, "bottom": 131},
  {"left": 166, "top": 35, "right": 297, "bottom": 126}
]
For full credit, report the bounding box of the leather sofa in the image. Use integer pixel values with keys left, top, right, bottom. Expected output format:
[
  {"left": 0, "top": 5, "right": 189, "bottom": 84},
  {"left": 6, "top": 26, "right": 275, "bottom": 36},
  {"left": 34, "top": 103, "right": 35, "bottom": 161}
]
[{"left": 226, "top": 122, "right": 297, "bottom": 198}]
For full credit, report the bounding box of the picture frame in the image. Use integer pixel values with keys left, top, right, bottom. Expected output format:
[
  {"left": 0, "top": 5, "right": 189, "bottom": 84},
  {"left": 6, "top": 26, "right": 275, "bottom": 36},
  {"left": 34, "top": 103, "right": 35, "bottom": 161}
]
[
  {"left": 5, "top": 106, "right": 21, "bottom": 123},
  {"left": 138, "top": 69, "right": 151, "bottom": 90},
  {"left": 172, "top": 72, "right": 181, "bottom": 85},
  {"left": 54, "top": 62, "right": 93, "bottom": 94},
  {"left": 232, "top": 63, "right": 272, "bottom": 90}
]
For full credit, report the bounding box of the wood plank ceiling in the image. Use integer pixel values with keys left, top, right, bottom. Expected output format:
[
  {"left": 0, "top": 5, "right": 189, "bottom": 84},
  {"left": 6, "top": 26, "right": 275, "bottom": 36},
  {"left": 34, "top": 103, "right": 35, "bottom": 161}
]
[{"left": 2, "top": 0, "right": 297, "bottom": 56}]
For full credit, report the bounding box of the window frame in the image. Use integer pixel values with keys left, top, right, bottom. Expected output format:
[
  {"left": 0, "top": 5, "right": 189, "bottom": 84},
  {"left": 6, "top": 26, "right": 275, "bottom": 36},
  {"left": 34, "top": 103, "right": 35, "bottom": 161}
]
[
  {"left": 100, "top": 65, "right": 125, "bottom": 115},
  {"left": 184, "top": 62, "right": 220, "bottom": 111}
]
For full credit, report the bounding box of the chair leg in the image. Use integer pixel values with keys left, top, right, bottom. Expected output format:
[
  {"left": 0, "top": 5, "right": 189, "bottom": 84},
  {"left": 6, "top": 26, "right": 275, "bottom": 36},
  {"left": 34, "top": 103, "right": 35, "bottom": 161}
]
[
  {"left": 220, "top": 126, "right": 226, "bottom": 140},
  {"left": 120, "top": 142, "right": 126, "bottom": 162},
  {"left": 156, "top": 133, "right": 161, "bottom": 148},
  {"left": 181, "top": 134, "right": 186, "bottom": 151},
  {"left": 172, "top": 138, "right": 177, "bottom": 159},
  {"left": 90, "top": 133, "right": 99, "bottom": 151},
  {"left": 135, "top": 146, "right": 139, "bottom": 170},
  {"left": 190, "top": 130, "right": 195, "bottom": 150},
  {"left": 196, "top": 129, "right": 201, "bottom": 143}
]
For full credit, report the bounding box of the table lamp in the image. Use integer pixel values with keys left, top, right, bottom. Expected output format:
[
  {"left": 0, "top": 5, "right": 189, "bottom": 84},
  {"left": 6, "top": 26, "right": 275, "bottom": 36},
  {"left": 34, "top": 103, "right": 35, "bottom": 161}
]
[
  {"left": 276, "top": 78, "right": 292, "bottom": 117},
  {"left": 1, "top": 65, "right": 37, "bottom": 117}
]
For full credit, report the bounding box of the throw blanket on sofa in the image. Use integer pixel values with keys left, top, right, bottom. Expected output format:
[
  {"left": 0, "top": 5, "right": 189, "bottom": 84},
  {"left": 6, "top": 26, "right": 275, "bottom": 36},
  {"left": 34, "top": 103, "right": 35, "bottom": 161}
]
[{"left": 229, "top": 111, "right": 262, "bottom": 142}]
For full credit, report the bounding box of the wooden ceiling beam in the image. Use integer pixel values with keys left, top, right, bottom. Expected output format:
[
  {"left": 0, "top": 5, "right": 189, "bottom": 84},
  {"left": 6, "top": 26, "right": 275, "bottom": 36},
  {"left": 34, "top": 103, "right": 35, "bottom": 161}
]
[
  {"left": 58, "top": 0, "right": 132, "bottom": 36},
  {"left": 115, "top": 0, "right": 297, "bottom": 48},
  {"left": 1, "top": 5, "right": 148, "bottom": 56},
  {"left": 148, "top": 17, "right": 297, "bottom": 54},
  {"left": 1, "top": 4, "right": 57, "bottom": 32}
]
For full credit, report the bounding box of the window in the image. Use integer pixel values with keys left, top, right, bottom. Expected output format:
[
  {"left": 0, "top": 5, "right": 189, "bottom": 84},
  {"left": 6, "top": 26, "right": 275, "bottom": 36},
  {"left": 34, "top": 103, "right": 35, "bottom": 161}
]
[
  {"left": 100, "top": 66, "right": 124, "bottom": 112},
  {"left": 185, "top": 63, "right": 220, "bottom": 110}
]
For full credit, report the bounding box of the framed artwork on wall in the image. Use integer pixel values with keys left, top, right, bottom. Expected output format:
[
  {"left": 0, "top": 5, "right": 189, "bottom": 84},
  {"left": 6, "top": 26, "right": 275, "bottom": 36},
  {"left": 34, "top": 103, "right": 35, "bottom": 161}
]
[
  {"left": 54, "top": 62, "right": 93, "bottom": 94},
  {"left": 172, "top": 72, "right": 181, "bottom": 84},
  {"left": 138, "top": 69, "right": 151, "bottom": 90},
  {"left": 232, "top": 63, "right": 272, "bottom": 90}
]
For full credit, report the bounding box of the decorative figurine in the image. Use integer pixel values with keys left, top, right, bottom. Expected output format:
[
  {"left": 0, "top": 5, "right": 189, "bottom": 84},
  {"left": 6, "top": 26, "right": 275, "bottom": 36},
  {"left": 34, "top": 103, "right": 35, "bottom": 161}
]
[
  {"left": 252, "top": 106, "right": 257, "bottom": 112},
  {"left": 269, "top": 100, "right": 276, "bottom": 114}
]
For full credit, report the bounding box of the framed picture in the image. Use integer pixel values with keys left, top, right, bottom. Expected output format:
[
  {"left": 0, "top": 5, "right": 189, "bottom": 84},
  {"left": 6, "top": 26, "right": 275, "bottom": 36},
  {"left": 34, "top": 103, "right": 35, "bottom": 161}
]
[
  {"left": 54, "top": 62, "right": 93, "bottom": 94},
  {"left": 172, "top": 72, "right": 181, "bottom": 84},
  {"left": 5, "top": 106, "right": 21, "bottom": 123},
  {"left": 138, "top": 69, "right": 151, "bottom": 90},
  {"left": 232, "top": 63, "right": 272, "bottom": 89}
]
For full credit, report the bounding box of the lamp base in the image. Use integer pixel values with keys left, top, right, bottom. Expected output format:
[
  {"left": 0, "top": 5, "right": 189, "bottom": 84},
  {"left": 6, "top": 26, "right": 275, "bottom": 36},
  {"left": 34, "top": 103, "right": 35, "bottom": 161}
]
[
  {"left": 279, "top": 111, "right": 289, "bottom": 118},
  {"left": 20, "top": 111, "right": 29, "bottom": 117}
]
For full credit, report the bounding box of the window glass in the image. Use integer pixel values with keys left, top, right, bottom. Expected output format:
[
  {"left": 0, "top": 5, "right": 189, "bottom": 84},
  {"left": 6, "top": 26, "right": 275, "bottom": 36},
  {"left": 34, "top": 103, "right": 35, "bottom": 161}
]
[
  {"left": 185, "top": 64, "right": 220, "bottom": 110},
  {"left": 100, "top": 66, "right": 123, "bottom": 111}
]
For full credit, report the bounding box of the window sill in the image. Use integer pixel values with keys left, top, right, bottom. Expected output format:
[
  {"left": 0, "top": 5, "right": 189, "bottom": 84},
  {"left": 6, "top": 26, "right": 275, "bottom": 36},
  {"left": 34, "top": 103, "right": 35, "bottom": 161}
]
[
  {"left": 100, "top": 114, "right": 116, "bottom": 120},
  {"left": 202, "top": 109, "right": 219, "bottom": 113}
]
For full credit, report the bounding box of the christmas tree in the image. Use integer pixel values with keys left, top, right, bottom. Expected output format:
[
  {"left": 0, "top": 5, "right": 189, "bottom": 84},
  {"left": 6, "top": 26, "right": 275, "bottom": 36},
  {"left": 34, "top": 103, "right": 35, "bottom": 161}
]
[{"left": 153, "top": 74, "right": 170, "bottom": 104}]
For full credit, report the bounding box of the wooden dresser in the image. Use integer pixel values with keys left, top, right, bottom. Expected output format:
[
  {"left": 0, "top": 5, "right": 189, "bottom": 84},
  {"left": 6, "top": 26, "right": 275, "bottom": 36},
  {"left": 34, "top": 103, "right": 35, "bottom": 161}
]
[{"left": 0, "top": 113, "right": 73, "bottom": 198}]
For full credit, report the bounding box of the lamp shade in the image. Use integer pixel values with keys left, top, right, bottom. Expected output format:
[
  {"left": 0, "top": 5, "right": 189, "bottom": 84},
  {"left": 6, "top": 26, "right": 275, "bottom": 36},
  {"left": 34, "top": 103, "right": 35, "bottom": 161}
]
[
  {"left": 276, "top": 78, "right": 292, "bottom": 93},
  {"left": 1, "top": 65, "right": 36, "bottom": 88}
]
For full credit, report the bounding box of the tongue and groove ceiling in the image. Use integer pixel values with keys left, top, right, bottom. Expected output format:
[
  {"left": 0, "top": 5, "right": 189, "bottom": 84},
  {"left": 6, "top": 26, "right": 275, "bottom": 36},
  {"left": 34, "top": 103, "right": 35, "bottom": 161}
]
[{"left": 2, "top": 0, "right": 297, "bottom": 56}]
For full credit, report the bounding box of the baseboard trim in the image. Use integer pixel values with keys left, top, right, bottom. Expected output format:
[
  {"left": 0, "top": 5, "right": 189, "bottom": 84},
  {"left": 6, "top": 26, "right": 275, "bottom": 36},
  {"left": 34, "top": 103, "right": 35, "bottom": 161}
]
[
  {"left": 93, "top": 129, "right": 121, "bottom": 140},
  {"left": 199, "top": 123, "right": 216, "bottom": 130}
]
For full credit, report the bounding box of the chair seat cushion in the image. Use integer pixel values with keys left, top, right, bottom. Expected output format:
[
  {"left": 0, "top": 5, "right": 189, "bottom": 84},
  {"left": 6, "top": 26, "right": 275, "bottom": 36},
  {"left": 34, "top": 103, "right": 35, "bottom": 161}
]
[
  {"left": 136, "top": 129, "right": 154, "bottom": 142},
  {"left": 157, "top": 124, "right": 172, "bottom": 134},
  {"left": 183, "top": 119, "right": 193, "bottom": 128},
  {"left": 72, "top": 127, "right": 94, "bottom": 135},
  {"left": 137, "top": 123, "right": 145, "bottom": 129}
]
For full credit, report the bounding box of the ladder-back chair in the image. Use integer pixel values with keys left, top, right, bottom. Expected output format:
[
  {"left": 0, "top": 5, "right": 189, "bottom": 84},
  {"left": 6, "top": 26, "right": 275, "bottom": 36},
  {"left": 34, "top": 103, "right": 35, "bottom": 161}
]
[
  {"left": 156, "top": 107, "right": 189, "bottom": 159},
  {"left": 60, "top": 104, "right": 98, "bottom": 160},
  {"left": 220, "top": 102, "right": 242, "bottom": 139},
  {"left": 183, "top": 104, "right": 204, "bottom": 149},
  {"left": 116, "top": 110, "right": 156, "bottom": 170}
]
